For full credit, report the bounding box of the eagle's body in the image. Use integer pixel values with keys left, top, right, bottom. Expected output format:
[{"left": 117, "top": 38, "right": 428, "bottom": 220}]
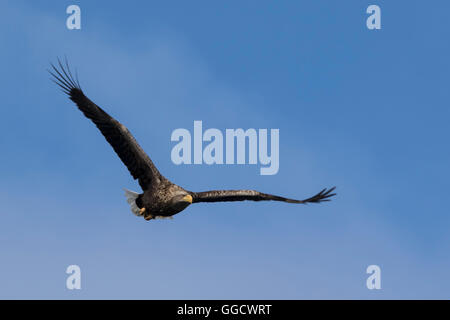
[
  {"left": 49, "top": 59, "right": 335, "bottom": 221},
  {"left": 139, "top": 180, "right": 191, "bottom": 219}
]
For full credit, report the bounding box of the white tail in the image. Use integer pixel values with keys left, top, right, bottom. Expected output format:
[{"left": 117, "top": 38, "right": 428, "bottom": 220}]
[{"left": 124, "top": 189, "right": 142, "bottom": 216}]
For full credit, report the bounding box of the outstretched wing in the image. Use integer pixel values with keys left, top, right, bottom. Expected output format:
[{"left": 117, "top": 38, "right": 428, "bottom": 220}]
[
  {"left": 49, "top": 58, "right": 162, "bottom": 190},
  {"left": 191, "top": 187, "right": 336, "bottom": 204}
]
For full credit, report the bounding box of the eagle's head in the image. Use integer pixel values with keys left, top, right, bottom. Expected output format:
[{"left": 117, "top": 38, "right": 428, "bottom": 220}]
[{"left": 169, "top": 191, "right": 193, "bottom": 213}]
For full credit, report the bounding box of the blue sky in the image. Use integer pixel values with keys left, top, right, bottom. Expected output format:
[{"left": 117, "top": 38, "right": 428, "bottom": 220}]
[{"left": 0, "top": 0, "right": 449, "bottom": 299}]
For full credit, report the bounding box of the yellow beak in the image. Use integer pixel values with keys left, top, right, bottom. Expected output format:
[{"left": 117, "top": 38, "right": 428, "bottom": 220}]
[{"left": 182, "top": 194, "right": 193, "bottom": 204}]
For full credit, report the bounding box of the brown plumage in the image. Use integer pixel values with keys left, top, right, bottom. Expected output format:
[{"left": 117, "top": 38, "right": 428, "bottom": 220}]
[{"left": 49, "top": 58, "right": 336, "bottom": 221}]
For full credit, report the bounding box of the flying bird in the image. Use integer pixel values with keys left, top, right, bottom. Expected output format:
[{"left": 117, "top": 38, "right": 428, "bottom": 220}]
[{"left": 49, "top": 59, "right": 336, "bottom": 221}]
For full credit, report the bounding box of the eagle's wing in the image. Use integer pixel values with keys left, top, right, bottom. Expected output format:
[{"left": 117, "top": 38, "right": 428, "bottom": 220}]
[
  {"left": 49, "top": 59, "right": 162, "bottom": 190},
  {"left": 191, "top": 187, "right": 336, "bottom": 204}
]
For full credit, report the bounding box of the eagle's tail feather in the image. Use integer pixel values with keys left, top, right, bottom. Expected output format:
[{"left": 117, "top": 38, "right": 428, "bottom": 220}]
[{"left": 124, "top": 188, "right": 142, "bottom": 216}]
